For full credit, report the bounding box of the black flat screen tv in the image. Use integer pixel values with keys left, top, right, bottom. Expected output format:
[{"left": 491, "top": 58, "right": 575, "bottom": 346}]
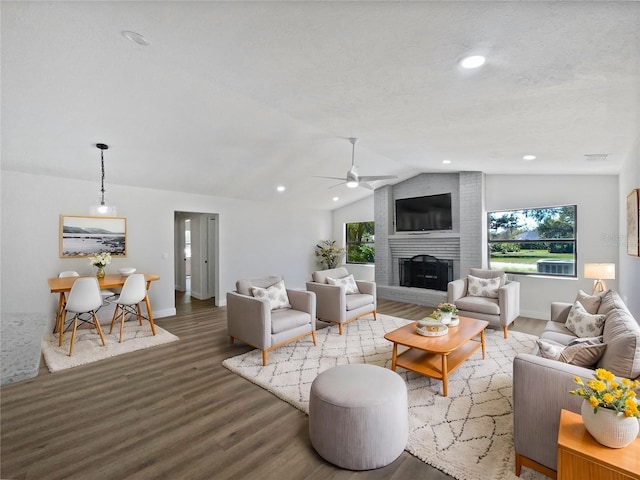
[{"left": 395, "top": 193, "right": 453, "bottom": 232}]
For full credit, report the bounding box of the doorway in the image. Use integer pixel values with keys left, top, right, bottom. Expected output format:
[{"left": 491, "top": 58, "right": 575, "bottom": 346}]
[{"left": 174, "top": 212, "right": 219, "bottom": 305}]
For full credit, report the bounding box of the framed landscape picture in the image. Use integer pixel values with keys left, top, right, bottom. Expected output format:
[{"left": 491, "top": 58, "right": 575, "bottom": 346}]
[
  {"left": 60, "top": 215, "right": 127, "bottom": 258},
  {"left": 627, "top": 189, "right": 639, "bottom": 257}
]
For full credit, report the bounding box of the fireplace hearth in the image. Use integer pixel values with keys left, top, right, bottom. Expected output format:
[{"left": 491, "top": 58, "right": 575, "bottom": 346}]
[{"left": 399, "top": 255, "right": 453, "bottom": 291}]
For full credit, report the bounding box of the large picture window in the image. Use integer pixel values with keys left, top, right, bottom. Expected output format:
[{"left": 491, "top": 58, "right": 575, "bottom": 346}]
[
  {"left": 488, "top": 205, "right": 577, "bottom": 277},
  {"left": 345, "top": 221, "right": 375, "bottom": 264}
]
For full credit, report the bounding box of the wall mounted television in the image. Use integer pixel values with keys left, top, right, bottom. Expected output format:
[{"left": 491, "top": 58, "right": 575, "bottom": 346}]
[{"left": 395, "top": 193, "right": 453, "bottom": 232}]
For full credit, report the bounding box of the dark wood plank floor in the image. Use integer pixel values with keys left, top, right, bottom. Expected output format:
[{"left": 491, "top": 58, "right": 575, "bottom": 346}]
[{"left": 0, "top": 295, "right": 545, "bottom": 480}]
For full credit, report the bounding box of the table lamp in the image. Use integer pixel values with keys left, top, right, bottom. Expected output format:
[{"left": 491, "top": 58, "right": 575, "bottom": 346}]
[{"left": 583, "top": 263, "right": 615, "bottom": 294}]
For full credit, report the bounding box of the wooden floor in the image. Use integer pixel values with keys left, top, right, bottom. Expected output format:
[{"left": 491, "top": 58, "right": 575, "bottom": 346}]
[{"left": 0, "top": 295, "right": 545, "bottom": 480}]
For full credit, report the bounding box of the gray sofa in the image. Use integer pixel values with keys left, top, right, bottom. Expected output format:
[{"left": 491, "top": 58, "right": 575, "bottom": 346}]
[{"left": 513, "top": 289, "right": 640, "bottom": 478}]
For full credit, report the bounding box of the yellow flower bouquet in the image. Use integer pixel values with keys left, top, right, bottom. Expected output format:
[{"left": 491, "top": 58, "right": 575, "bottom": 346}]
[{"left": 570, "top": 368, "right": 640, "bottom": 418}]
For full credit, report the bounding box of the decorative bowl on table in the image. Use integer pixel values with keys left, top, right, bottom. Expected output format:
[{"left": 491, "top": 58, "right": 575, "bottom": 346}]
[
  {"left": 416, "top": 319, "right": 448, "bottom": 337},
  {"left": 118, "top": 267, "right": 136, "bottom": 276},
  {"left": 449, "top": 315, "right": 460, "bottom": 327}
]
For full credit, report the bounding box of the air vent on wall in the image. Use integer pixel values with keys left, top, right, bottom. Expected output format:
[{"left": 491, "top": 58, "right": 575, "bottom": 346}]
[{"left": 584, "top": 154, "right": 609, "bottom": 161}]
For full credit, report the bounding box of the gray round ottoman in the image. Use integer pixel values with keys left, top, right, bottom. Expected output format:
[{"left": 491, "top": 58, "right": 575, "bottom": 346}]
[{"left": 308, "top": 363, "right": 408, "bottom": 470}]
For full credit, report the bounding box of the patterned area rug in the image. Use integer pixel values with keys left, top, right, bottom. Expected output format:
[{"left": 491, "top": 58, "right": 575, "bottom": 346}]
[
  {"left": 222, "top": 314, "right": 546, "bottom": 480},
  {"left": 42, "top": 322, "right": 179, "bottom": 372}
]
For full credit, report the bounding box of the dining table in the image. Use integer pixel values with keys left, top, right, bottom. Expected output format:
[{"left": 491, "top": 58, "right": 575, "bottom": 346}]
[{"left": 48, "top": 273, "right": 160, "bottom": 333}]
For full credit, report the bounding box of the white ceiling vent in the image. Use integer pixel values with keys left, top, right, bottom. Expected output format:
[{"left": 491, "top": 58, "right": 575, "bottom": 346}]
[{"left": 584, "top": 154, "right": 609, "bottom": 161}]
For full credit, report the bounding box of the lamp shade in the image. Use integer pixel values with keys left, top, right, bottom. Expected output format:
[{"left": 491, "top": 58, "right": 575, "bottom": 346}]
[{"left": 584, "top": 263, "right": 615, "bottom": 280}]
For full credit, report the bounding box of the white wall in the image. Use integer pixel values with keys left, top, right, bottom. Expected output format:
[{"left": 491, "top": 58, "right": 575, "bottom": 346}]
[
  {"left": 1, "top": 171, "right": 331, "bottom": 382},
  {"left": 485, "top": 174, "right": 619, "bottom": 319},
  {"left": 331, "top": 195, "right": 375, "bottom": 281},
  {"left": 618, "top": 137, "right": 640, "bottom": 317}
]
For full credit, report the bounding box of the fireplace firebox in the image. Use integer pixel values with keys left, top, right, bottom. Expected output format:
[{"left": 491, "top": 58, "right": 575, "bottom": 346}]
[{"left": 399, "top": 255, "right": 453, "bottom": 291}]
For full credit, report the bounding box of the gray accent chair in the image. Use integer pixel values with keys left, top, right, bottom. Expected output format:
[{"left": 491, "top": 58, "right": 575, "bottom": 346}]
[
  {"left": 447, "top": 268, "right": 520, "bottom": 338},
  {"left": 226, "top": 276, "right": 316, "bottom": 366},
  {"left": 306, "top": 267, "right": 376, "bottom": 335}
]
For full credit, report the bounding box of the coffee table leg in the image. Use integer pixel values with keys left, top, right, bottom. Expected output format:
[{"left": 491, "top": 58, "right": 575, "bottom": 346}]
[
  {"left": 391, "top": 343, "right": 398, "bottom": 370},
  {"left": 481, "top": 329, "right": 486, "bottom": 359},
  {"left": 441, "top": 354, "right": 448, "bottom": 397}
]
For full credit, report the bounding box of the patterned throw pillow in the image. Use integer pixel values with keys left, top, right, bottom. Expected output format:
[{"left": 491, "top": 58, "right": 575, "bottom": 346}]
[
  {"left": 326, "top": 274, "right": 360, "bottom": 294},
  {"left": 536, "top": 339, "right": 565, "bottom": 360},
  {"left": 251, "top": 280, "right": 291, "bottom": 310},
  {"left": 467, "top": 274, "right": 501, "bottom": 298},
  {"left": 535, "top": 338, "right": 607, "bottom": 368},
  {"left": 565, "top": 301, "right": 606, "bottom": 337}
]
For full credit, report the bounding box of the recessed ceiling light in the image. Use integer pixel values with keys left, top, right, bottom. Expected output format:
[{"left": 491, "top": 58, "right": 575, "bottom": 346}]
[
  {"left": 122, "top": 31, "right": 150, "bottom": 46},
  {"left": 277, "top": 185, "right": 285, "bottom": 192},
  {"left": 459, "top": 55, "right": 486, "bottom": 69},
  {"left": 332, "top": 197, "right": 339, "bottom": 202},
  {"left": 522, "top": 155, "right": 536, "bottom": 161},
  {"left": 442, "top": 159, "right": 452, "bottom": 164}
]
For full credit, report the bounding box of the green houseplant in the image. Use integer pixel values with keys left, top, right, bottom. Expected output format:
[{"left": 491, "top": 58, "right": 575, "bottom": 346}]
[{"left": 314, "top": 240, "right": 345, "bottom": 270}]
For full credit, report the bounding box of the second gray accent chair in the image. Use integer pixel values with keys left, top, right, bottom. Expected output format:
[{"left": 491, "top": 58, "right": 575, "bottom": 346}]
[
  {"left": 306, "top": 267, "right": 376, "bottom": 335},
  {"left": 447, "top": 268, "right": 520, "bottom": 338},
  {"left": 227, "top": 276, "right": 316, "bottom": 366}
]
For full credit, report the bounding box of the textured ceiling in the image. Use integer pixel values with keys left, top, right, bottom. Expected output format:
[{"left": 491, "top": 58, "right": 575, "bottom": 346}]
[{"left": 2, "top": 1, "right": 639, "bottom": 210}]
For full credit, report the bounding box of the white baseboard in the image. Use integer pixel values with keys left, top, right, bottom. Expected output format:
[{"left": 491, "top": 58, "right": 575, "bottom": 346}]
[{"left": 153, "top": 308, "right": 177, "bottom": 319}]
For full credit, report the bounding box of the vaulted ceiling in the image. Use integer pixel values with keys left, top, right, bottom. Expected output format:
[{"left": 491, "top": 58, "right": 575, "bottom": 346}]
[{"left": 2, "top": 1, "right": 639, "bottom": 210}]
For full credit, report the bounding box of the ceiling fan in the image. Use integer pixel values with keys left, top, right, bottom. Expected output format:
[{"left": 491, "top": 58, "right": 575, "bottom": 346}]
[{"left": 316, "top": 138, "right": 398, "bottom": 190}]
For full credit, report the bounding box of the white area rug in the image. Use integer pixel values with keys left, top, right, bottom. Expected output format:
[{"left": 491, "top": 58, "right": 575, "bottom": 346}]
[
  {"left": 222, "top": 314, "right": 546, "bottom": 480},
  {"left": 42, "top": 322, "right": 179, "bottom": 372}
]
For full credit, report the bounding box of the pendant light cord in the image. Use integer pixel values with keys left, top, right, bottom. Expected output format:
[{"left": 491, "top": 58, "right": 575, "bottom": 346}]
[{"left": 100, "top": 149, "right": 106, "bottom": 205}]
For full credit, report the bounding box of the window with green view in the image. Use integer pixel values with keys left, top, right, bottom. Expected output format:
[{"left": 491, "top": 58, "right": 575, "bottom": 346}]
[
  {"left": 488, "top": 205, "right": 577, "bottom": 277},
  {"left": 345, "top": 221, "right": 375, "bottom": 264}
]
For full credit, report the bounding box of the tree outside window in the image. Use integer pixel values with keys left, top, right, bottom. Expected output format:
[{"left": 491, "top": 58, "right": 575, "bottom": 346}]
[
  {"left": 346, "top": 221, "right": 375, "bottom": 264},
  {"left": 488, "top": 205, "right": 577, "bottom": 277}
]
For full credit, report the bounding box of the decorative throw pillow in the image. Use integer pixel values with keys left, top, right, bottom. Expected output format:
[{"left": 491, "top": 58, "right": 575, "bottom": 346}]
[
  {"left": 467, "top": 274, "right": 501, "bottom": 298},
  {"left": 575, "top": 289, "right": 605, "bottom": 315},
  {"left": 565, "top": 301, "right": 606, "bottom": 338},
  {"left": 327, "top": 274, "right": 360, "bottom": 295},
  {"left": 251, "top": 280, "right": 291, "bottom": 310},
  {"left": 535, "top": 339, "right": 565, "bottom": 361},
  {"left": 559, "top": 343, "right": 607, "bottom": 368},
  {"left": 567, "top": 336, "right": 604, "bottom": 347}
]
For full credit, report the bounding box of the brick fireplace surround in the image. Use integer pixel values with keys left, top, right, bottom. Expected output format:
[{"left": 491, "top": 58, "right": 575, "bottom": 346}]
[{"left": 374, "top": 172, "right": 485, "bottom": 307}]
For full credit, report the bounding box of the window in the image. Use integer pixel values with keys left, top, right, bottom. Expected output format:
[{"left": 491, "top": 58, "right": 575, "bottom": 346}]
[
  {"left": 345, "top": 221, "right": 375, "bottom": 264},
  {"left": 488, "top": 205, "right": 577, "bottom": 277}
]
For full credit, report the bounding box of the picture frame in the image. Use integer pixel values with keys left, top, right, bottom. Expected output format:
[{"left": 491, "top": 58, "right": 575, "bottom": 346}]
[
  {"left": 60, "top": 215, "right": 127, "bottom": 258},
  {"left": 626, "top": 189, "right": 639, "bottom": 257}
]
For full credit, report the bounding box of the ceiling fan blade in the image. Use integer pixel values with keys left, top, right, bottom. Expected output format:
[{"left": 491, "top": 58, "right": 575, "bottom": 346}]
[
  {"left": 358, "top": 175, "right": 398, "bottom": 182},
  {"left": 359, "top": 182, "right": 374, "bottom": 190},
  {"left": 329, "top": 181, "right": 347, "bottom": 189},
  {"left": 314, "top": 175, "right": 347, "bottom": 181}
]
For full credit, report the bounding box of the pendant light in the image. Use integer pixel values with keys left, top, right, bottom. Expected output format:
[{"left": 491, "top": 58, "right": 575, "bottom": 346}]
[{"left": 90, "top": 143, "right": 117, "bottom": 216}]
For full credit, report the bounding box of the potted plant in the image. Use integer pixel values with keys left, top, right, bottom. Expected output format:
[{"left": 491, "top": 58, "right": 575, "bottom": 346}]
[
  {"left": 90, "top": 252, "right": 112, "bottom": 278},
  {"left": 570, "top": 368, "right": 640, "bottom": 448},
  {"left": 436, "top": 302, "right": 457, "bottom": 324},
  {"left": 314, "top": 240, "right": 345, "bottom": 270}
]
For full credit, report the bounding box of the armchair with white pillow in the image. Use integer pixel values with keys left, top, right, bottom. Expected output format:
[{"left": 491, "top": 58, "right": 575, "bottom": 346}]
[
  {"left": 447, "top": 267, "right": 520, "bottom": 338},
  {"left": 226, "top": 276, "right": 316, "bottom": 366},
  {"left": 306, "top": 267, "right": 376, "bottom": 335}
]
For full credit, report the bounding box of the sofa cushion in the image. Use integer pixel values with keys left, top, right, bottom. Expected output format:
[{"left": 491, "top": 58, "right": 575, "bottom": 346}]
[
  {"left": 535, "top": 338, "right": 607, "bottom": 368},
  {"left": 345, "top": 293, "right": 374, "bottom": 311},
  {"left": 565, "top": 301, "right": 606, "bottom": 338},
  {"left": 271, "top": 308, "right": 310, "bottom": 334},
  {"left": 575, "top": 289, "right": 606, "bottom": 314},
  {"left": 251, "top": 280, "right": 291, "bottom": 310},
  {"left": 236, "top": 276, "right": 282, "bottom": 296},
  {"left": 455, "top": 295, "right": 500, "bottom": 315},
  {"left": 327, "top": 274, "right": 360, "bottom": 294},
  {"left": 312, "top": 267, "right": 349, "bottom": 284},
  {"left": 467, "top": 274, "right": 501, "bottom": 299},
  {"left": 596, "top": 291, "right": 640, "bottom": 379},
  {"left": 559, "top": 342, "right": 607, "bottom": 368}
]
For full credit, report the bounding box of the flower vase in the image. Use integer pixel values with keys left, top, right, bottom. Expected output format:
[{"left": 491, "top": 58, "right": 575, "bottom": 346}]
[
  {"left": 96, "top": 267, "right": 106, "bottom": 279},
  {"left": 581, "top": 399, "right": 639, "bottom": 448},
  {"left": 439, "top": 311, "right": 452, "bottom": 325}
]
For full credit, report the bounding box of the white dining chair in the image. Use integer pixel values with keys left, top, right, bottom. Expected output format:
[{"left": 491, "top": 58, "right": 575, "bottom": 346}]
[
  {"left": 59, "top": 277, "right": 106, "bottom": 356},
  {"left": 109, "top": 273, "right": 156, "bottom": 342}
]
